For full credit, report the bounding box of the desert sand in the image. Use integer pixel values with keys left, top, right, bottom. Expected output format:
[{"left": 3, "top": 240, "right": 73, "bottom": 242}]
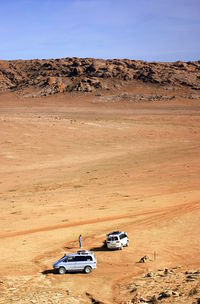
[{"left": 0, "top": 89, "right": 200, "bottom": 303}]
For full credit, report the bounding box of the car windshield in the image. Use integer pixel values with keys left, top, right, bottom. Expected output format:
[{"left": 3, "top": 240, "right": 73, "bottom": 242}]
[{"left": 107, "top": 236, "right": 119, "bottom": 241}]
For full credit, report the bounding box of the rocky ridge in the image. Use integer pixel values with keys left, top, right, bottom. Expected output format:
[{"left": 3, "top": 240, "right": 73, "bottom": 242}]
[
  {"left": 0, "top": 58, "right": 200, "bottom": 96},
  {"left": 122, "top": 267, "right": 200, "bottom": 304},
  {"left": 1, "top": 267, "right": 200, "bottom": 304}
]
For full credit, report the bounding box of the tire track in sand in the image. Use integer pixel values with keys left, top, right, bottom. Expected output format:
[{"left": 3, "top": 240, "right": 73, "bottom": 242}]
[
  {"left": 0, "top": 209, "right": 161, "bottom": 239},
  {"left": 1, "top": 200, "right": 199, "bottom": 240}
]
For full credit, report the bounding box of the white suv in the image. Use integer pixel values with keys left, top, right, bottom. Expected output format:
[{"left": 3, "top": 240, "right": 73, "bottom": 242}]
[{"left": 105, "top": 231, "right": 129, "bottom": 250}]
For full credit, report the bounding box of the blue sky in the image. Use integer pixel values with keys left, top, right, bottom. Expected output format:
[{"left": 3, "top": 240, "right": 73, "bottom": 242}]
[{"left": 0, "top": 0, "right": 199, "bottom": 61}]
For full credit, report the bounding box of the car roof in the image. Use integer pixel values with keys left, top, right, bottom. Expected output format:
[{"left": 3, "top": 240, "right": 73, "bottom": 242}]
[
  {"left": 64, "top": 250, "right": 94, "bottom": 258},
  {"left": 77, "top": 250, "right": 94, "bottom": 255},
  {"left": 107, "top": 231, "right": 124, "bottom": 236}
]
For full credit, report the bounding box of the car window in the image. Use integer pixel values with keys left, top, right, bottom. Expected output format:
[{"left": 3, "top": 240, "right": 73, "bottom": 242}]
[
  {"left": 74, "top": 255, "right": 93, "bottom": 262},
  {"left": 107, "top": 236, "right": 119, "bottom": 241},
  {"left": 76, "top": 256, "right": 86, "bottom": 262},
  {"left": 119, "top": 234, "right": 125, "bottom": 239},
  {"left": 74, "top": 256, "right": 85, "bottom": 262},
  {"left": 67, "top": 256, "right": 75, "bottom": 262},
  {"left": 86, "top": 256, "right": 93, "bottom": 261}
]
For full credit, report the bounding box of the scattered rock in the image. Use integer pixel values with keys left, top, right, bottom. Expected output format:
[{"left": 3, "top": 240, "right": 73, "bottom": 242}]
[
  {"left": 145, "top": 272, "right": 154, "bottom": 278},
  {"left": 95, "top": 94, "right": 176, "bottom": 103},
  {"left": 186, "top": 275, "right": 196, "bottom": 282},
  {"left": 172, "top": 291, "right": 180, "bottom": 297},
  {"left": 139, "top": 255, "right": 150, "bottom": 263},
  {"left": 131, "top": 293, "right": 141, "bottom": 303},
  {"left": 0, "top": 276, "right": 83, "bottom": 304},
  {"left": 149, "top": 295, "right": 158, "bottom": 304},
  {"left": 189, "top": 287, "right": 198, "bottom": 296},
  {"left": 85, "top": 291, "right": 103, "bottom": 303},
  {"left": 164, "top": 268, "right": 169, "bottom": 276},
  {"left": 124, "top": 267, "right": 200, "bottom": 303},
  {"left": 158, "top": 290, "right": 172, "bottom": 300},
  {"left": 139, "top": 296, "right": 149, "bottom": 303},
  {"left": 130, "top": 287, "right": 138, "bottom": 293}
]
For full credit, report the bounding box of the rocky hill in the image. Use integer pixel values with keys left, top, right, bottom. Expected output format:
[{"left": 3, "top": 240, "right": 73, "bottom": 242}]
[
  {"left": 1, "top": 267, "right": 200, "bottom": 304},
  {"left": 0, "top": 57, "right": 200, "bottom": 96}
]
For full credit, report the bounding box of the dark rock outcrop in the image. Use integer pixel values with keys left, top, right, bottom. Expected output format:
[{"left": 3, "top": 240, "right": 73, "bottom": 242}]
[{"left": 0, "top": 57, "right": 200, "bottom": 96}]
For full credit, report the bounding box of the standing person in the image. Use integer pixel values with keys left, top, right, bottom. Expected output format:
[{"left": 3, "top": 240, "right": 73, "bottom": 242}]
[{"left": 79, "top": 234, "right": 82, "bottom": 249}]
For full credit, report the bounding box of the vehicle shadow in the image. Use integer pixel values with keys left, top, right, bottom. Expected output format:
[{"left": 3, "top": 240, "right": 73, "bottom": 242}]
[
  {"left": 41, "top": 269, "right": 57, "bottom": 275},
  {"left": 90, "top": 245, "right": 108, "bottom": 252},
  {"left": 41, "top": 269, "right": 87, "bottom": 275}
]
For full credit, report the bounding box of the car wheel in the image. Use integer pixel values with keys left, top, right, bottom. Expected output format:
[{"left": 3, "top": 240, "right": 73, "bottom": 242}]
[
  {"left": 84, "top": 266, "right": 92, "bottom": 274},
  {"left": 126, "top": 241, "right": 129, "bottom": 247},
  {"left": 58, "top": 267, "right": 66, "bottom": 275},
  {"left": 119, "top": 245, "right": 123, "bottom": 250},
  {"left": 103, "top": 241, "right": 107, "bottom": 248}
]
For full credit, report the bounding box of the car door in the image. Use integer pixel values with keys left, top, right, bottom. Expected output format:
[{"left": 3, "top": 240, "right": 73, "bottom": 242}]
[
  {"left": 120, "top": 233, "right": 127, "bottom": 246},
  {"left": 74, "top": 255, "right": 87, "bottom": 270},
  {"left": 64, "top": 256, "right": 76, "bottom": 270}
]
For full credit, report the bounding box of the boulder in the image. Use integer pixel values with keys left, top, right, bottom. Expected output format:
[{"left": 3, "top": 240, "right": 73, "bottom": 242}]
[
  {"left": 149, "top": 295, "right": 158, "bottom": 304},
  {"left": 145, "top": 272, "right": 153, "bottom": 278},
  {"left": 139, "top": 256, "right": 150, "bottom": 263},
  {"left": 158, "top": 290, "right": 172, "bottom": 300}
]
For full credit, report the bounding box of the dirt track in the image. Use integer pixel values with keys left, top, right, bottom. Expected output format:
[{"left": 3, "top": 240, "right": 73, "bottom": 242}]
[
  {"left": 0, "top": 93, "right": 200, "bottom": 303},
  {"left": 1, "top": 200, "right": 200, "bottom": 239}
]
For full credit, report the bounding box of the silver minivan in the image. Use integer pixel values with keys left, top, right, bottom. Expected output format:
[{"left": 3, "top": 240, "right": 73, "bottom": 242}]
[{"left": 53, "top": 250, "right": 97, "bottom": 274}]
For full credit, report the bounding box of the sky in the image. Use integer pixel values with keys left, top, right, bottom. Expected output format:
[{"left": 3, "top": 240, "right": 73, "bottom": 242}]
[{"left": 0, "top": 0, "right": 199, "bottom": 61}]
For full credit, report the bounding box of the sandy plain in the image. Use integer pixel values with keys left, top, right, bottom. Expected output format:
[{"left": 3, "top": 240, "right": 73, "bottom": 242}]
[{"left": 0, "top": 91, "right": 200, "bottom": 303}]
